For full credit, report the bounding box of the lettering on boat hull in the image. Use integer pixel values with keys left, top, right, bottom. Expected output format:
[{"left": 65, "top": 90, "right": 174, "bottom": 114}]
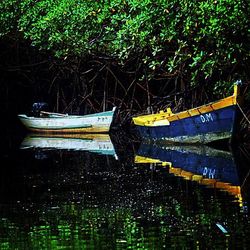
[
  {"left": 136, "top": 105, "right": 237, "bottom": 144},
  {"left": 133, "top": 83, "right": 240, "bottom": 144},
  {"left": 135, "top": 142, "right": 241, "bottom": 200},
  {"left": 200, "top": 113, "right": 214, "bottom": 123},
  {"left": 18, "top": 108, "right": 116, "bottom": 134}
]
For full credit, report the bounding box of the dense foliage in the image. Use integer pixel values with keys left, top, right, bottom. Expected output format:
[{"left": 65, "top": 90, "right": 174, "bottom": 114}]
[{"left": 0, "top": 0, "right": 249, "bottom": 85}]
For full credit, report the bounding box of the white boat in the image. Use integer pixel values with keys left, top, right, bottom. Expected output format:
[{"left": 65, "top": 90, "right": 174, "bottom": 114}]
[
  {"left": 18, "top": 107, "right": 116, "bottom": 133},
  {"left": 20, "top": 133, "right": 118, "bottom": 158}
]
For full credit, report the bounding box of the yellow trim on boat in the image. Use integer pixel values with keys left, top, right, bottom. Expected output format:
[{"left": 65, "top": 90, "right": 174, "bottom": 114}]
[
  {"left": 134, "top": 155, "right": 172, "bottom": 167},
  {"left": 168, "top": 165, "right": 242, "bottom": 200},
  {"left": 133, "top": 109, "right": 172, "bottom": 126},
  {"left": 133, "top": 84, "right": 239, "bottom": 127},
  {"left": 28, "top": 133, "right": 111, "bottom": 140},
  {"left": 28, "top": 126, "right": 110, "bottom": 133},
  {"left": 134, "top": 155, "right": 242, "bottom": 203}
]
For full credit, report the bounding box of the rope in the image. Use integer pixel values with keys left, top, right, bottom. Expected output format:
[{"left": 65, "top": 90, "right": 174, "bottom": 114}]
[
  {"left": 237, "top": 103, "right": 250, "bottom": 126},
  {"left": 241, "top": 167, "right": 250, "bottom": 189}
]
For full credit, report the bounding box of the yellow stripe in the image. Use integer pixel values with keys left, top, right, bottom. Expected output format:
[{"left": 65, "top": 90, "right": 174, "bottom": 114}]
[
  {"left": 175, "top": 111, "right": 190, "bottom": 120},
  {"left": 134, "top": 155, "right": 242, "bottom": 201},
  {"left": 134, "top": 156, "right": 171, "bottom": 166},
  {"left": 134, "top": 155, "right": 162, "bottom": 164},
  {"left": 133, "top": 94, "right": 237, "bottom": 126},
  {"left": 211, "top": 96, "right": 236, "bottom": 110},
  {"left": 29, "top": 133, "right": 111, "bottom": 140},
  {"left": 28, "top": 126, "right": 110, "bottom": 133},
  {"left": 188, "top": 109, "right": 201, "bottom": 116},
  {"left": 168, "top": 166, "right": 241, "bottom": 198},
  {"left": 165, "top": 96, "right": 235, "bottom": 123},
  {"left": 135, "top": 156, "right": 242, "bottom": 200},
  {"left": 198, "top": 104, "right": 214, "bottom": 113}
]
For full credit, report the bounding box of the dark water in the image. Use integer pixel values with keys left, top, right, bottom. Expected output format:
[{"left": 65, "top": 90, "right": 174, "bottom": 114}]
[{"left": 0, "top": 130, "right": 250, "bottom": 249}]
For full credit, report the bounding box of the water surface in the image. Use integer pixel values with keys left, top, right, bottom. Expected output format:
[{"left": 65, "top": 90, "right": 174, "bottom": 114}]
[{"left": 0, "top": 131, "right": 250, "bottom": 249}]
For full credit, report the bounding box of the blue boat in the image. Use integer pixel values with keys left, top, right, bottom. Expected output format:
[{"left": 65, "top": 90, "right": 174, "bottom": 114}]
[
  {"left": 133, "top": 83, "right": 241, "bottom": 144},
  {"left": 135, "top": 142, "right": 241, "bottom": 200}
]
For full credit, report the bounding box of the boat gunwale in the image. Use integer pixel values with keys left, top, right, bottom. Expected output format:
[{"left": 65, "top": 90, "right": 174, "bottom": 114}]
[
  {"left": 135, "top": 155, "right": 241, "bottom": 197},
  {"left": 133, "top": 94, "right": 237, "bottom": 126},
  {"left": 18, "top": 107, "right": 117, "bottom": 133},
  {"left": 18, "top": 109, "right": 116, "bottom": 120}
]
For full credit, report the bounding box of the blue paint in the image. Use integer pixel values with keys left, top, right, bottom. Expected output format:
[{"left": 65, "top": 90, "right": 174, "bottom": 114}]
[
  {"left": 137, "top": 143, "right": 239, "bottom": 186},
  {"left": 83, "top": 110, "right": 116, "bottom": 118},
  {"left": 136, "top": 105, "right": 237, "bottom": 143}
]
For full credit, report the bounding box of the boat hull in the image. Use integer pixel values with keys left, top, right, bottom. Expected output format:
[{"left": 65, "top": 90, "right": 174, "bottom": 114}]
[
  {"left": 136, "top": 105, "right": 237, "bottom": 143},
  {"left": 20, "top": 133, "right": 117, "bottom": 157},
  {"left": 136, "top": 143, "right": 239, "bottom": 186},
  {"left": 18, "top": 108, "right": 116, "bottom": 133},
  {"left": 135, "top": 143, "right": 242, "bottom": 200}
]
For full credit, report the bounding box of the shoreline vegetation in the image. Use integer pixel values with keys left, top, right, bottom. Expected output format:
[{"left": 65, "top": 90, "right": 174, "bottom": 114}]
[{"left": 0, "top": 0, "right": 249, "bottom": 130}]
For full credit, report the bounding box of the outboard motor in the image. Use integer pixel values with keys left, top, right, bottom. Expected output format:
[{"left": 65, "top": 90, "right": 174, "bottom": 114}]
[{"left": 32, "top": 102, "right": 49, "bottom": 117}]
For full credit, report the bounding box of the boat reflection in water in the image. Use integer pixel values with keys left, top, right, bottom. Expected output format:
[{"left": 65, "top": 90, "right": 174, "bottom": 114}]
[
  {"left": 20, "top": 133, "right": 118, "bottom": 158},
  {"left": 135, "top": 142, "right": 243, "bottom": 204}
]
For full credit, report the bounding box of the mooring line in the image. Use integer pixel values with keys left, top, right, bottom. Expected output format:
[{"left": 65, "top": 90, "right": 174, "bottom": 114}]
[
  {"left": 237, "top": 103, "right": 250, "bottom": 126},
  {"left": 241, "top": 168, "right": 250, "bottom": 189}
]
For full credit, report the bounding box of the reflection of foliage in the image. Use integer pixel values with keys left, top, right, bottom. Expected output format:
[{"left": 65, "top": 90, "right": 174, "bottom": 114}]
[
  {"left": 0, "top": 147, "right": 249, "bottom": 249},
  {"left": 0, "top": 191, "right": 248, "bottom": 249},
  {"left": 0, "top": 0, "right": 248, "bottom": 85}
]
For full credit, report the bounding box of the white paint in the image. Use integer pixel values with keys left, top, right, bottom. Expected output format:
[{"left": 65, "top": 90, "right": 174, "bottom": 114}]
[
  {"left": 18, "top": 108, "right": 116, "bottom": 131},
  {"left": 20, "top": 135, "right": 116, "bottom": 157},
  {"left": 200, "top": 113, "right": 214, "bottom": 123},
  {"left": 203, "top": 167, "right": 216, "bottom": 178},
  {"left": 159, "top": 131, "right": 232, "bottom": 144},
  {"left": 152, "top": 120, "right": 170, "bottom": 126}
]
